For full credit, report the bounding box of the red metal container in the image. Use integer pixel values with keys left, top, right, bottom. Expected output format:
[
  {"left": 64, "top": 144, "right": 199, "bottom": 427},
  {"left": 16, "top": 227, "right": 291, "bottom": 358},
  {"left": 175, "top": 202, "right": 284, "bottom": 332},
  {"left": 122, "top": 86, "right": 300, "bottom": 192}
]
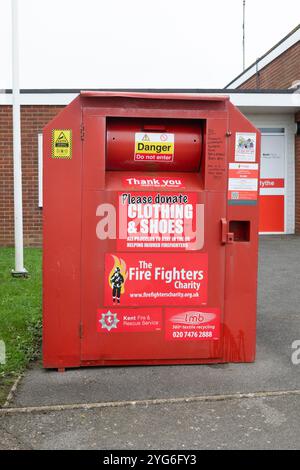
[{"left": 43, "top": 92, "right": 260, "bottom": 370}]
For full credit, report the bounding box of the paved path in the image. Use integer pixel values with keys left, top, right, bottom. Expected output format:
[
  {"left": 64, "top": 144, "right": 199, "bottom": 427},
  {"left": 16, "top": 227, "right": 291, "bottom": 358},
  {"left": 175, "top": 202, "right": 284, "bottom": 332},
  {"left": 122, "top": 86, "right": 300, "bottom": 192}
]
[
  {"left": 1, "top": 393, "right": 299, "bottom": 450},
  {"left": 1, "top": 236, "right": 300, "bottom": 449}
]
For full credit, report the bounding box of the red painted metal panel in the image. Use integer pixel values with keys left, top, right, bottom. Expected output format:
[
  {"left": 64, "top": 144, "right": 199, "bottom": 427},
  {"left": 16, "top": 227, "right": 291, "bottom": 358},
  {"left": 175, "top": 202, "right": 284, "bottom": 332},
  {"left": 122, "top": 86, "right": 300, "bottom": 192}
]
[
  {"left": 223, "top": 102, "right": 261, "bottom": 362},
  {"left": 43, "top": 98, "right": 82, "bottom": 368}
]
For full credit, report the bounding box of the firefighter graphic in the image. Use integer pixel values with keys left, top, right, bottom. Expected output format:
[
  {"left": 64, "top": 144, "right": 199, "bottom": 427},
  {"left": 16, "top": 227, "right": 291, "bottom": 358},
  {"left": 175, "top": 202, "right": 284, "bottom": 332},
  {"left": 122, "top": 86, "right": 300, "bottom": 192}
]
[{"left": 110, "top": 266, "right": 124, "bottom": 303}]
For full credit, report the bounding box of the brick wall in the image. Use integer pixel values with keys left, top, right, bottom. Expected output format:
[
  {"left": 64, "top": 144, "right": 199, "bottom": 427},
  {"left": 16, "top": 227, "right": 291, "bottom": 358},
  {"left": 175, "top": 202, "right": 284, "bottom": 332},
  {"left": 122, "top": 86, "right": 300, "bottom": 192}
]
[
  {"left": 0, "top": 105, "right": 63, "bottom": 246},
  {"left": 239, "top": 41, "right": 300, "bottom": 89}
]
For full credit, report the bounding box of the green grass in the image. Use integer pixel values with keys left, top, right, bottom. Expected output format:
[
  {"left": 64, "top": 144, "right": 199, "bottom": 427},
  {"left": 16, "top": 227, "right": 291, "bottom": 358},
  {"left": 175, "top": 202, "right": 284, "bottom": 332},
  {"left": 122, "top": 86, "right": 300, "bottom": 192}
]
[{"left": 0, "top": 248, "right": 42, "bottom": 405}]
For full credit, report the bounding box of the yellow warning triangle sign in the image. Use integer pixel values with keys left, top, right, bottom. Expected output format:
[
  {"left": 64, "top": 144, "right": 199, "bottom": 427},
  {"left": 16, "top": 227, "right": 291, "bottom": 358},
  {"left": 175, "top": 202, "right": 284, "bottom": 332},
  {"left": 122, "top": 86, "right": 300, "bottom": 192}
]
[{"left": 56, "top": 131, "right": 68, "bottom": 144}]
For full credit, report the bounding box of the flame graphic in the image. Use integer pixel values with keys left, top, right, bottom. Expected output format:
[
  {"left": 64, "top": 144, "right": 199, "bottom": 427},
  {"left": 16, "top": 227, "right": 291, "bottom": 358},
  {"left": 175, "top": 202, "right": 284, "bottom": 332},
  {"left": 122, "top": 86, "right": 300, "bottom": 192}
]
[{"left": 108, "top": 255, "right": 128, "bottom": 294}]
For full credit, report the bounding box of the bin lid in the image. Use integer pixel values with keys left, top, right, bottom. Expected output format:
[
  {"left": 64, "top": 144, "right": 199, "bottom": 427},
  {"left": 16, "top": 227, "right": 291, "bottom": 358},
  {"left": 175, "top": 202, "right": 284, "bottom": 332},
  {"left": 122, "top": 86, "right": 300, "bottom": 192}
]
[{"left": 80, "top": 91, "right": 229, "bottom": 102}]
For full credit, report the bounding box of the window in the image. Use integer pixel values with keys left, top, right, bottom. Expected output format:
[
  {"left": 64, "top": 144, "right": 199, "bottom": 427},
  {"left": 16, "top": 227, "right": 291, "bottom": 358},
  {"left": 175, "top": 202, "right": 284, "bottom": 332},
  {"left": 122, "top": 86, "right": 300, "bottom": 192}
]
[{"left": 259, "top": 128, "right": 285, "bottom": 134}]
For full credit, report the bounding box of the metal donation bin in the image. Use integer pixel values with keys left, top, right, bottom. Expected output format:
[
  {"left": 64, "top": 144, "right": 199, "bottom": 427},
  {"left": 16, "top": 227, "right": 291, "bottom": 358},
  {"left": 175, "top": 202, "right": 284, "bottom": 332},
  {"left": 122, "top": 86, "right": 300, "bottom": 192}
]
[{"left": 43, "top": 92, "right": 260, "bottom": 370}]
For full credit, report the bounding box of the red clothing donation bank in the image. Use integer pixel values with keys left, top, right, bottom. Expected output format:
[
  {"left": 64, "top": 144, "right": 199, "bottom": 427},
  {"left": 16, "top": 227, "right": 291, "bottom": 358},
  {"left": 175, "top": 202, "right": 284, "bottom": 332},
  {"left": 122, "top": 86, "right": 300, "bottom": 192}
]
[{"left": 43, "top": 92, "right": 260, "bottom": 370}]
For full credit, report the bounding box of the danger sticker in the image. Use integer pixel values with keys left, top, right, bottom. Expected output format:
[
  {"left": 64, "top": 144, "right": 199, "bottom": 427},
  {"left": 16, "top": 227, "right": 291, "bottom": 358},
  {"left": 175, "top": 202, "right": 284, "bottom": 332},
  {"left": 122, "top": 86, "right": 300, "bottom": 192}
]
[
  {"left": 104, "top": 253, "right": 208, "bottom": 307},
  {"left": 117, "top": 192, "right": 202, "bottom": 251},
  {"left": 228, "top": 163, "right": 259, "bottom": 201},
  {"left": 134, "top": 132, "right": 174, "bottom": 162},
  {"left": 165, "top": 307, "right": 220, "bottom": 341},
  {"left": 52, "top": 129, "right": 72, "bottom": 159},
  {"left": 97, "top": 307, "right": 162, "bottom": 333}
]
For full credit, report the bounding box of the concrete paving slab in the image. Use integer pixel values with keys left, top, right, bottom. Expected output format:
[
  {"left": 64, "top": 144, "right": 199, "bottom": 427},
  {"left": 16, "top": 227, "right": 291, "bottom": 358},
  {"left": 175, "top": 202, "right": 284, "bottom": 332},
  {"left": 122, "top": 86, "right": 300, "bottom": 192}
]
[
  {"left": 0, "top": 394, "right": 299, "bottom": 449},
  {"left": 9, "top": 236, "right": 300, "bottom": 408}
]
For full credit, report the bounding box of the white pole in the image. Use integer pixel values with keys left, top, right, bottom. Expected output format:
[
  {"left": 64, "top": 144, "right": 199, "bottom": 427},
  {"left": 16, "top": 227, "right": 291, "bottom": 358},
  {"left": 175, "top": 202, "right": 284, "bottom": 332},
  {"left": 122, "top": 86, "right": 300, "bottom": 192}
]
[{"left": 11, "top": 0, "right": 27, "bottom": 276}]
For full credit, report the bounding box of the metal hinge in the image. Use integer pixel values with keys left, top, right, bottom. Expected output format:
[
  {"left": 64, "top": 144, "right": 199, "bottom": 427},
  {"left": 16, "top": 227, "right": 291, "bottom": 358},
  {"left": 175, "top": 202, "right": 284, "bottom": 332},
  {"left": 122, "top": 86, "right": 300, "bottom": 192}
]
[
  {"left": 80, "top": 123, "right": 85, "bottom": 141},
  {"left": 79, "top": 321, "right": 83, "bottom": 338}
]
